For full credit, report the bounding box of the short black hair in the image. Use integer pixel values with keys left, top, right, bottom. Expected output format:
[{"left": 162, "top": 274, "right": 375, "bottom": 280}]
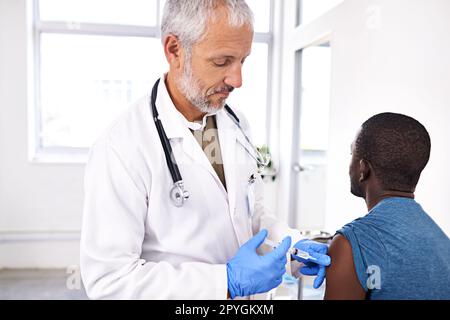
[{"left": 355, "top": 112, "right": 431, "bottom": 191}]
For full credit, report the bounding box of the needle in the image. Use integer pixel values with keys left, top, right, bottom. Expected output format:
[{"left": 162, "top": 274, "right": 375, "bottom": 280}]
[{"left": 264, "top": 238, "right": 317, "bottom": 261}]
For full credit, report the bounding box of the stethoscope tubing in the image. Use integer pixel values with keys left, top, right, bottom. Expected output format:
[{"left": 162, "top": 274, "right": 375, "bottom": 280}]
[{"left": 151, "top": 78, "right": 183, "bottom": 184}]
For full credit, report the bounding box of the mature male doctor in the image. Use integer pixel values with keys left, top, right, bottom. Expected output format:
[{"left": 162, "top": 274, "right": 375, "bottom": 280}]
[{"left": 80, "top": 0, "right": 330, "bottom": 300}]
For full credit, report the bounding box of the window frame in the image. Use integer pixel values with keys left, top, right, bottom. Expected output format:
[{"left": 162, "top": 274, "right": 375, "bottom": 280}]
[
  {"left": 286, "top": 0, "right": 336, "bottom": 229},
  {"left": 31, "top": 0, "right": 275, "bottom": 163}
]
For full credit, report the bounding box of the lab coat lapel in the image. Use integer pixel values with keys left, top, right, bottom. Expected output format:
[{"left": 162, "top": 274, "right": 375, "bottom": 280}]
[
  {"left": 216, "top": 110, "right": 238, "bottom": 217},
  {"left": 156, "top": 78, "right": 186, "bottom": 140},
  {"left": 181, "top": 132, "right": 227, "bottom": 190}
]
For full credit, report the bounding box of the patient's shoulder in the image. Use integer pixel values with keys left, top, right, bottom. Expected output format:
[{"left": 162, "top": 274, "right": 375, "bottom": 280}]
[
  {"left": 330, "top": 233, "right": 352, "bottom": 256},
  {"left": 324, "top": 234, "right": 366, "bottom": 300}
]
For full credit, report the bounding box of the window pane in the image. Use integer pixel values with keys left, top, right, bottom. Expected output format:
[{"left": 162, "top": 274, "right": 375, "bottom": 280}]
[
  {"left": 300, "top": 0, "right": 343, "bottom": 25},
  {"left": 39, "top": 0, "right": 157, "bottom": 26},
  {"left": 227, "top": 42, "right": 268, "bottom": 146},
  {"left": 40, "top": 34, "right": 167, "bottom": 148},
  {"left": 299, "top": 45, "right": 331, "bottom": 151},
  {"left": 246, "top": 0, "right": 271, "bottom": 33}
]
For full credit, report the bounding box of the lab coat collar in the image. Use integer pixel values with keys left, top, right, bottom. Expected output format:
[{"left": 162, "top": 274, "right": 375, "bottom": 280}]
[
  {"left": 216, "top": 108, "right": 240, "bottom": 217},
  {"left": 156, "top": 75, "right": 190, "bottom": 140},
  {"left": 184, "top": 113, "right": 218, "bottom": 132},
  {"left": 216, "top": 106, "right": 250, "bottom": 154}
]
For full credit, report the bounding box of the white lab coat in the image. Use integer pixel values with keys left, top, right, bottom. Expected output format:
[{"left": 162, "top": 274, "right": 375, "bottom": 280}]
[{"left": 80, "top": 76, "right": 302, "bottom": 300}]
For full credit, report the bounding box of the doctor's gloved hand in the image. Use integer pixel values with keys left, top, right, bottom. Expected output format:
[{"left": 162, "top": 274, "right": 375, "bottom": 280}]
[
  {"left": 226, "top": 229, "right": 291, "bottom": 299},
  {"left": 292, "top": 239, "right": 331, "bottom": 289}
]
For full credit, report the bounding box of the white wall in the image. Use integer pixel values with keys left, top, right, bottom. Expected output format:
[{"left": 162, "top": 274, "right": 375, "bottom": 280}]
[
  {"left": 0, "top": 0, "right": 83, "bottom": 268},
  {"left": 278, "top": 0, "right": 450, "bottom": 236}
]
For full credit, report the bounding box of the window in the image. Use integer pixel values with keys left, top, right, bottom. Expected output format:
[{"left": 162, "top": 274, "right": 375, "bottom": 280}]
[
  {"left": 282, "top": 0, "right": 338, "bottom": 235},
  {"left": 299, "top": 43, "right": 331, "bottom": 152},
  {"left": 39, "top": 0, "right": 158, "bottom": 26},
  {"left": 33, "top": 0, "right": 274, "bottom": 159},
  {"left": 287, "top": 42, "right": 332, "bottom": 232}
]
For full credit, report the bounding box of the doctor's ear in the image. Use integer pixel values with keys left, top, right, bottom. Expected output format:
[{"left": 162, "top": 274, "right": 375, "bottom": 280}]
[
  {"left": 358, "top": 159, "right": 371, "bottom": 182},
  {"left": 163, "top": 34, "right": 183, "bottom": 69}
]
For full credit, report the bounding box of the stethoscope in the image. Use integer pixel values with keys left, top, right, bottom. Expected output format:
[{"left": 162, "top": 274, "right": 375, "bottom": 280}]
[{"left": 150, "top": 78, "right": 270, "bottom": 207}]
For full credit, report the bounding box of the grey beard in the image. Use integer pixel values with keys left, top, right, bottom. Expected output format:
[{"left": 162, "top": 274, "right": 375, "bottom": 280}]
[{"left": 176, "top": 61, "right": 226, "bottom": 114}]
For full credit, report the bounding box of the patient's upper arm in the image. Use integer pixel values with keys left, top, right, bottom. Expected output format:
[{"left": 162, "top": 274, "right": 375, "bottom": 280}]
[{"left": 324, "top": 234, "right": 366, "bottom": 300}]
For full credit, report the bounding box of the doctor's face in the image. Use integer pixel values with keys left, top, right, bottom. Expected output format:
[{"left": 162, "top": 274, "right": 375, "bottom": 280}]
[{"left": 177, "top": 9, "right": 253, "bottom": 113}]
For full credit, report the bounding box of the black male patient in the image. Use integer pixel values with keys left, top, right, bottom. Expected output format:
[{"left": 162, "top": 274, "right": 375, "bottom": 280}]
[{"left": 324, "top": 112, "right": 450, "bottom": 300}]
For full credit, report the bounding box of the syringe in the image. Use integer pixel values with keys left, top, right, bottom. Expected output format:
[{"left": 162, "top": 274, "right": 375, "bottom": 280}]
[{"left": 264, "top": 238, "right": 317, "bottom": 262}]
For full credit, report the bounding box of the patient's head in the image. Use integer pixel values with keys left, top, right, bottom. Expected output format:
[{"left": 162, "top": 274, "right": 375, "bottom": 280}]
[{"left": 349, "top": 112, "right": 431, "bottom": 198}]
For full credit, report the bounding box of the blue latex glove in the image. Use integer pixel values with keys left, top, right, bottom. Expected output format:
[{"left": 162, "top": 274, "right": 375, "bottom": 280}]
[
  {"left": 227, "top": 229, "right": 292, "bottom": 299},
  {"left": 292, "top": 239, "right": 331, "bottom": 289}
]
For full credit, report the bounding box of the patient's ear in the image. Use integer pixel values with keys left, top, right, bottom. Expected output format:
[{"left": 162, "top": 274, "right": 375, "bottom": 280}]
[{"left": 359, "top": 159, "right": 371, "bottom": 182}]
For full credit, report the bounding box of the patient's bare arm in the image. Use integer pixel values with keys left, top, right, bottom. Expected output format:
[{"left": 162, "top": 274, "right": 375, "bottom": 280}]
[{"left": 324, "top": 234, "right": 366, "bottom": 300}]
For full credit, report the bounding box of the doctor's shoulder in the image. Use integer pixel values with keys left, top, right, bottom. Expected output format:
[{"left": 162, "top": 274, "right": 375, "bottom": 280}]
[{"left": 88, "top": 94, "right": 152, "bottom": 158}]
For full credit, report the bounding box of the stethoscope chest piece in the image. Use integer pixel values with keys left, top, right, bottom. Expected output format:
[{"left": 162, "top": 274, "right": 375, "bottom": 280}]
[{"left": 170, "top": 181, "right": 190, "bottom": 207}]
